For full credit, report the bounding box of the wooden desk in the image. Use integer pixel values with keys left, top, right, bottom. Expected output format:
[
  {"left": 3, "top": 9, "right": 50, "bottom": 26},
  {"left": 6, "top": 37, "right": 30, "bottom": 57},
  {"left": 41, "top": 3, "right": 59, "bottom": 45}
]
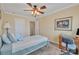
[{"left": 74, "top": 35, "right": 79, "bottom": 54}]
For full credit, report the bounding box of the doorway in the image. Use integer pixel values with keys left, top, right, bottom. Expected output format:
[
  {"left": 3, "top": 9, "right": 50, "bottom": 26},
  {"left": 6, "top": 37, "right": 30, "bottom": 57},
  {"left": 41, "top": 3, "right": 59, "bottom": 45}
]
[{"left": 30, "top": 21, "right": 35, "bottom": 36}]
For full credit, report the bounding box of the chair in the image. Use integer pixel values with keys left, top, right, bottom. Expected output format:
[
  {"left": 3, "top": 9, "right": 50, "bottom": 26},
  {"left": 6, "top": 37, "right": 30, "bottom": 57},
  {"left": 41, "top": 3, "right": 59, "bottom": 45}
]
[{"left": 58, "top": 34, "right": 76, "bottom": 54}]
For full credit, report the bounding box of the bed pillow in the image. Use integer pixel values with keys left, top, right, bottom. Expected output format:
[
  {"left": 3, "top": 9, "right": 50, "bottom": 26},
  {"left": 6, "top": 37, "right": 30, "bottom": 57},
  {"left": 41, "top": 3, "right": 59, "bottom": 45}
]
[
  {"left": 0, "top": 37, "right": 2, "bottom": 49},
  {"left": 2, "top": 33, "right": 11, "bottom": 44},
  {"left": 15, "top": 33, "right": 24, "bottom": 41},
  {"left": 7, "top": 32, "right": 17, "bottom": 43}
]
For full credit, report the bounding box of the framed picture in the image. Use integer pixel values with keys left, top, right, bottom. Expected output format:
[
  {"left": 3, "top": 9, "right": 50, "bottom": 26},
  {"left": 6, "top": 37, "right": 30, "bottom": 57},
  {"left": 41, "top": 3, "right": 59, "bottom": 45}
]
[{"left": 54, "top": 16, "right": 72, "bottom": 31}]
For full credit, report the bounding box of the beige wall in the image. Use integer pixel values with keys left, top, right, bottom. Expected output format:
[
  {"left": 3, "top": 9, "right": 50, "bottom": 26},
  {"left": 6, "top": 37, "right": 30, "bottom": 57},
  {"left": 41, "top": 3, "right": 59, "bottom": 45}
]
[
  {"left": 0, "top": 4, "right": 2, "bottom": 35},
  {"left": 39, "top": 5, "right": 79, "bottom": 44},
  {"left": 0, "top": 11, "right": 35, "bottom": 36}
]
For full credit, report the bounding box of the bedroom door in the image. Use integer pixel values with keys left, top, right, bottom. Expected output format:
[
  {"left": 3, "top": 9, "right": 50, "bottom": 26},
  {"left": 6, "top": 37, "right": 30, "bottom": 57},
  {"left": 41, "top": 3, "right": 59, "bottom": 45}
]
[{"left": 30, "top": 21, "right": 35, "bottom": 36}]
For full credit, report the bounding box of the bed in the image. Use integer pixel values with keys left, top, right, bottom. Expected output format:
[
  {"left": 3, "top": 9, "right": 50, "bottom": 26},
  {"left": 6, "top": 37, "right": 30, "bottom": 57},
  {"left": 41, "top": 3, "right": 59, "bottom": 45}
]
[{"left": 1, "top": 35, "right": 49, "bottom": 55}]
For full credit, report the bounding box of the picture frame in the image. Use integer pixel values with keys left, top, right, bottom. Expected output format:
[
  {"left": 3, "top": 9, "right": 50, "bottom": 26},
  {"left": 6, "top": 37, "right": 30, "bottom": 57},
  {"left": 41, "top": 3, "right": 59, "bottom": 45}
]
[{"left": 54, "top": 16, "right": 72, "bottom": 31}]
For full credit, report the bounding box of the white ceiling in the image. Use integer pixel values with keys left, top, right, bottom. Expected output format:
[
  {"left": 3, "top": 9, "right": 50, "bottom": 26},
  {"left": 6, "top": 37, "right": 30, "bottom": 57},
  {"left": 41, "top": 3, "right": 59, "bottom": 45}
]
[{"left": 1, "top": 3, "right": 78, "bottom": 18}]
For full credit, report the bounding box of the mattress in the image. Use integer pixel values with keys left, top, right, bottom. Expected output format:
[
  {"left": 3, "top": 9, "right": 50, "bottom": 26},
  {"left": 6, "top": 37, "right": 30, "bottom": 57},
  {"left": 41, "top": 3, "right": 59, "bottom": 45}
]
[{"left": 12, "top": 35, "right": 49, "bottom": 54}]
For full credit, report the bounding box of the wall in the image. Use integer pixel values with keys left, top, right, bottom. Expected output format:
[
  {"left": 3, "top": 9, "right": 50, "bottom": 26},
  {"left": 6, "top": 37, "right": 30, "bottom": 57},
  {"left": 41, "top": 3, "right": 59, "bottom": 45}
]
[
  {"left": 1, "top": 11, "right": 35, "bottom": 36},
  {"left": 39, "top": 5, "right": 79, "bottom": 44},
  {"left": 0, "top": 4, "right": 3, "bottom": 35}
]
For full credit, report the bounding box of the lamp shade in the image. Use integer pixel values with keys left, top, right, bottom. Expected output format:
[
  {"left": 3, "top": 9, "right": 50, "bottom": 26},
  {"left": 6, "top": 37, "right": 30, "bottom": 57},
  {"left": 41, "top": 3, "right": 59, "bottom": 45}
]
[
  {"left": 76, "top": 28, "right": 79, "bottom": 35},
  {"left": 4, "top": 22, "right": 11, "bottom": 29}
]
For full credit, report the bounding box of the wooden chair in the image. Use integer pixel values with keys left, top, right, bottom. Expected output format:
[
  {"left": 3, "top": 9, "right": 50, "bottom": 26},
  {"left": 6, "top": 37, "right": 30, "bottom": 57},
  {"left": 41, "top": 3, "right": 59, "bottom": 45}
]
[
  {"left": 58, "top": 34, "right": 67, "bottom": 51},
  {"left": 58, "top": 34, "right": 62, "bottom": 49},
  {"left": 58, "top": 34, "right": 76, "bottom": 54}
]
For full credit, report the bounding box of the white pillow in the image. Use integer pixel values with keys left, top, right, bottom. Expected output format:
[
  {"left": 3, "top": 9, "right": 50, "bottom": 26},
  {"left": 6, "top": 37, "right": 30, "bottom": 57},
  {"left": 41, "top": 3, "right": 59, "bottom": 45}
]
[
  {"left": 7, "top": 33, "right": 17, "bottom": 42},
  {"left": 0, "top": 37, "right": 2, "bottom": 49},
  {"left": 2, "top": 33, "right": 11, "bottom": 44},
  {"left": 15, "top": 33, "right": 24, "bottom": 41}
]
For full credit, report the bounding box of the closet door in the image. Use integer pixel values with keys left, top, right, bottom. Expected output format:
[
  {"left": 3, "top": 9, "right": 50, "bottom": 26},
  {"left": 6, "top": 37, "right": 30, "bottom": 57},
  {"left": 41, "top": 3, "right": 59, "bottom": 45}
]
[{"left": 15, "top": 18, "right": 26, "bottom": 36}]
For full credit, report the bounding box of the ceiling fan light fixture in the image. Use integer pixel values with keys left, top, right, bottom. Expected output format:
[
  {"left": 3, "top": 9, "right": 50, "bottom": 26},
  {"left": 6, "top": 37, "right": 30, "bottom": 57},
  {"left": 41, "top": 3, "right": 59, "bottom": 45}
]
[
  {"left": 31, "top": 11, "right": 34, "bottom": 14},
  {"left": 35, "top": 10, "right": 37, "bottom": 14},
  {"left": 25, "top": 3, "right": 46, "bottom": 17},
  {"left": 31, "top": 10, "right": 40, "bottom": 16},
  {"left": 31, "top": 11, "right": 36, "bottom": 16},
  {"left": 36, "top": 12, "right": 40, "bottom": 15}
]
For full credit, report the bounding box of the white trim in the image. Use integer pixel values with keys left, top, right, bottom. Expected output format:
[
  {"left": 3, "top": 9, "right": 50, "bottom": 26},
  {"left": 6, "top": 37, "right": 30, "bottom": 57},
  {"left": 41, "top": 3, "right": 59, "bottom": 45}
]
[
  {"left": 50, "top": 41, "right": 58, "bottom": 45},
  {"left": 1, "top": 4, "right": 35, "bottom": 20},
  {"left": 4, "top": 12, "right": 30, "bottom": 19},
  {"left": 1, "top": 3, "right": 79, "bottom": 20},
  {"left": 51, "top": 4, "right": 79, "bottom": 15},
  {"left": 1, "top": 4, "right": 79, "bottom": 19},
  {"left": 40, "top": 4, "right": 79, "bottom": 18},
  {"left": 4, "top": 12, "right": 38, "bottom": 21}
]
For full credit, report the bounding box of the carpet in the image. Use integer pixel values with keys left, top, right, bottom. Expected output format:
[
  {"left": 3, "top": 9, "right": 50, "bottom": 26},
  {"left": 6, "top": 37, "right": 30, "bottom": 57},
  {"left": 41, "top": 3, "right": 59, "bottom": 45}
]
[{"left": 29, "top": 43, "right": 63, "bottom": 55}]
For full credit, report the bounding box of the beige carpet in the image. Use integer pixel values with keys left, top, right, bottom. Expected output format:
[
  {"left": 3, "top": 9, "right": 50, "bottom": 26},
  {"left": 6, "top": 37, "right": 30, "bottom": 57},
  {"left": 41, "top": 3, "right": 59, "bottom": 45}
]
[{"left": 29, "top": 43, "right": 63, "bottom": 55}]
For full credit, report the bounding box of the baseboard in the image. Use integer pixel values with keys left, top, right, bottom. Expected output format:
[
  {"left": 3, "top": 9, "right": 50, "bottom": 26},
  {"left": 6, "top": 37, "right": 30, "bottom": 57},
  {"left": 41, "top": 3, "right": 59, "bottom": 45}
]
[{"left": 49, "top": 41, "right": 58, "bottom": 46}]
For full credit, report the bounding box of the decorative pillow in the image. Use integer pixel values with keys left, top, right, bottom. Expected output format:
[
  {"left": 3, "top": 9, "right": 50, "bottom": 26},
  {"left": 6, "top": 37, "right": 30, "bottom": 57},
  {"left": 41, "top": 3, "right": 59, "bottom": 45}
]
[
  {"left": 0, "top": 37, "right": 2, "bottom": 49},
  {"left": 7, "top": 32, "right": 17, "bottom": 43},
  {"left": 2, "top": 33, "right": 11, "bottom": 44},
  {"left": 15, "top": 33, "right": 24, "bottom": 41}
]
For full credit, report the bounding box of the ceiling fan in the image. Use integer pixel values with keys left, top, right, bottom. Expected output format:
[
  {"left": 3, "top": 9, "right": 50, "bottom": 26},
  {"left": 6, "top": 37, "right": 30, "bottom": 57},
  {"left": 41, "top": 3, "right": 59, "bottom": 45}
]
[{"left": 24, "top": 3, "right": 47, "bottom": 17}]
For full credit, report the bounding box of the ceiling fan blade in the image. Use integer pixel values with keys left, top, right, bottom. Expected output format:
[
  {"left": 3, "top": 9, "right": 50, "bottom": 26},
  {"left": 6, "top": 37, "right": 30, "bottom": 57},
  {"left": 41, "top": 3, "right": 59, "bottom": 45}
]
[
  {"left": 27, "top": 3, "right": 32, "bottom": 7},
  {"left": 24, "top": 10, "right": 33, "bottom": 11},
  {"left": 38, "top": 11, "right": 44, "bottom": 14},
  {"left": 40, "top": 6, "right": 46, "bottom": 9}
]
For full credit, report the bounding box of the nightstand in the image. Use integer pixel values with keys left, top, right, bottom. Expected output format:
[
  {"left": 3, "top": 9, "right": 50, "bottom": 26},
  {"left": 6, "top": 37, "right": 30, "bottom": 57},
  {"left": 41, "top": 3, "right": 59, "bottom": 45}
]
[{"left": 74, "top": 35, "right": 79, "bottom": 54}]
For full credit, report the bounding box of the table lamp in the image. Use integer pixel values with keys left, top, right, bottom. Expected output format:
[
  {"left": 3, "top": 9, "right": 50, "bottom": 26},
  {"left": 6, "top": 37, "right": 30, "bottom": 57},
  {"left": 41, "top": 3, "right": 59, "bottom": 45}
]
[{"left": 4, "top": 21, "right": 11, "bottom": 33}]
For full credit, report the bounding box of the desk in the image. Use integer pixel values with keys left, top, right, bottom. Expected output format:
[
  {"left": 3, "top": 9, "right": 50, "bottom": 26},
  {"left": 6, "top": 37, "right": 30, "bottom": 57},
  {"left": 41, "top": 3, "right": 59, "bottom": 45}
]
[{"left": 74, "top": 35, "right": 79, "bottom": 54}]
